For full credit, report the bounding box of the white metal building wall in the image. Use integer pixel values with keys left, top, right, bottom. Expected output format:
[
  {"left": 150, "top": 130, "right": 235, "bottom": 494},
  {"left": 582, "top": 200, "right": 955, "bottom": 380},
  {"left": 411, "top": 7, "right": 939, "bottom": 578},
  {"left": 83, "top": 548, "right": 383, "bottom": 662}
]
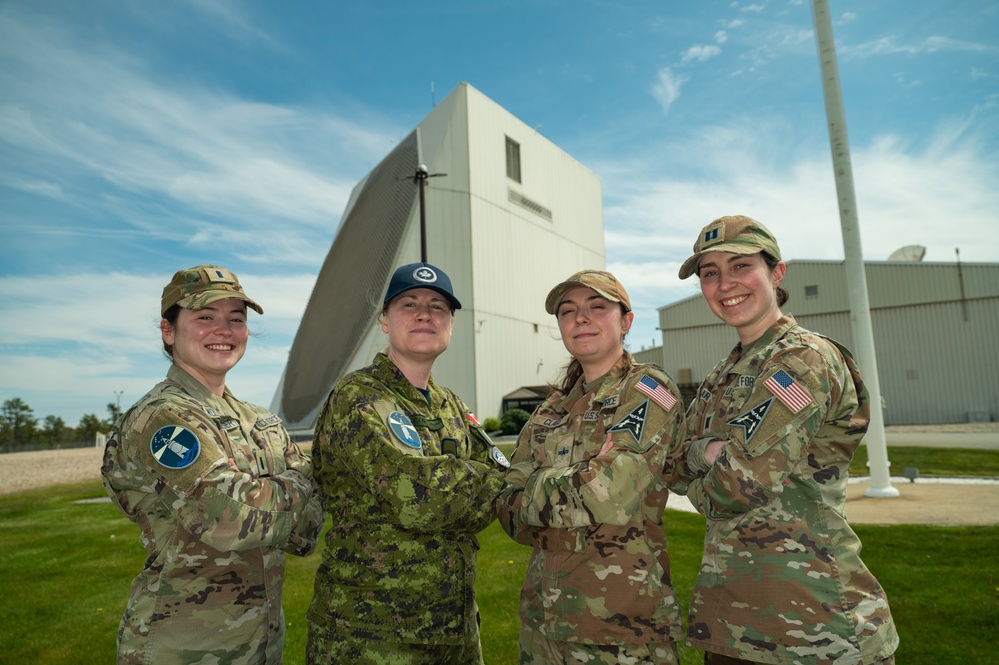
[
  {"left": 794, "top": 298, "right": 999, "bottom": 425},
  {"left": 460, "top": 84, "right": 605, "bottom": 417},
  {"left": 654, "top": 261, "right": 999, "bottom": 425}
]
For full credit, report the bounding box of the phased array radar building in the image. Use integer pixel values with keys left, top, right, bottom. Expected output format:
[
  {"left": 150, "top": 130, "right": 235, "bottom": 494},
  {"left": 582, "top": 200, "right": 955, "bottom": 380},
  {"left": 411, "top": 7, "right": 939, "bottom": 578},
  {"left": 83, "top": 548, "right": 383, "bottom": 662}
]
[
  {"left": 271, "top": 82, "right": 604, "bottom": 435},
  {"left": 646, "top": 258, "right": 999, "bottom": 426}
]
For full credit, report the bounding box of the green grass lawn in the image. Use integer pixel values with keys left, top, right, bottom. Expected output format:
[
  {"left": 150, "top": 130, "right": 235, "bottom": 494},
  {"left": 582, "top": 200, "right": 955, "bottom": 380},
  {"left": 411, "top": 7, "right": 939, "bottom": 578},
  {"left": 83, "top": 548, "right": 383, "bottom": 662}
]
[
  {"left": 1, "top": 473, "right": 997, "bottom": 664},
  {"left": 851, "top": 445, "right": 999, "bottom": 477}
]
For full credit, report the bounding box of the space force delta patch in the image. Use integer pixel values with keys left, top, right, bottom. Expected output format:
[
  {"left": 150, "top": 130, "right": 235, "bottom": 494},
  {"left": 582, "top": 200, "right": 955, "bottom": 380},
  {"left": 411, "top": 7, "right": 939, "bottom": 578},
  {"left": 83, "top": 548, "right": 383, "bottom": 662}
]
[
  {"left": 726, "top": 398, "right": 774, "bottom": 443},
  {"left": 150, "top": 425, "right": 201, "bottom": 469},
  {"left": 608, "top": 400, "right": 649, "bottom": 443}
]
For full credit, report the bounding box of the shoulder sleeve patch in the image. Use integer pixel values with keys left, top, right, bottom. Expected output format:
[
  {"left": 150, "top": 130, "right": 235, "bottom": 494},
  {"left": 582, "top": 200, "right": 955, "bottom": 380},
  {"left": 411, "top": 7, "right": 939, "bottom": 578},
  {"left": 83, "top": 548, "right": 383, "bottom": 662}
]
[
  {"left": 149, "top": 425, "right": 201, "bottom": 469},
  {"left": 387, "top": 411, "right": 421, "bottom": 449},
  {"left": 635, "top": 374, "right": 678, "bottom": 412},
  {"left": 763, "top": 368, "right": 814, "bottom": 413},
  {"left": 370, "top": 400, "right": 423, "bottom": 455},
  {"left": 608, "top": 399, "right": 649, "bottom": 443},
  {"left": 491, "top": 446, "right": 511, "bottom": 468}
]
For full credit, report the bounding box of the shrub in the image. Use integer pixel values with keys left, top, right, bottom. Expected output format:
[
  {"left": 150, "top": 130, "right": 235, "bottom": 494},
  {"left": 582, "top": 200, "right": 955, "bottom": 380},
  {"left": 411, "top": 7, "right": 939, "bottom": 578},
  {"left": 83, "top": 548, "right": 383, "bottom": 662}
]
[
  {"left": 483, "top": 417, "right": 501, "bottom": 433},
  {"left": 499, "top": 409, "right": 531, "bottom": 436}
]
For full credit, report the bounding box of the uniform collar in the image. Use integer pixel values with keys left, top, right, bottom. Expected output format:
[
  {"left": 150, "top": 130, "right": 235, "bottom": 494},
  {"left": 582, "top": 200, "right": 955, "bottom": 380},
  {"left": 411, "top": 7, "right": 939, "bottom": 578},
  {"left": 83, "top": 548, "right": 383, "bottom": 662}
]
[
  {"left": 724, "top": 314, "right": 798, "bottom": 375},
  {"left": 166, "top": 363, "right": 233, "bottom": 409},
  {"left": 373, "top": 350, "right": 444, "bottom": 408},
  {"left": 560, "top": 352, "right": 631, "bottom": 409}
]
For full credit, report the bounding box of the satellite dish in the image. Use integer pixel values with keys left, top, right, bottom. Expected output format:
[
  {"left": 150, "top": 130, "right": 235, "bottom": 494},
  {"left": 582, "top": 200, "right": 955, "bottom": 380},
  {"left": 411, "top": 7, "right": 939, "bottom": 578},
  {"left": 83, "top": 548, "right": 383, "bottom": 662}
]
[{"left": 887, "top": 245, "right": 926, "bottom": 262}]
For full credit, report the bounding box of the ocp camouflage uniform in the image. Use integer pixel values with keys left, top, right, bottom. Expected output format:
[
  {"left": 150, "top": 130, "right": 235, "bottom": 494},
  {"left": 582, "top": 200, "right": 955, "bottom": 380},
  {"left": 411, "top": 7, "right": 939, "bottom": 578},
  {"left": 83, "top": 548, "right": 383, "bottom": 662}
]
[
  {"left": 306, "top": 351, "right": 507, "bottom": 665},
  {"left": 497, "top": 353, "right": 686, "bottom": 664},
  {"left": 102, "top": 364, "right": 324, "bottom": 665},
  {"left": 672, "top": 315, "right": 898, "bottom": 664}
]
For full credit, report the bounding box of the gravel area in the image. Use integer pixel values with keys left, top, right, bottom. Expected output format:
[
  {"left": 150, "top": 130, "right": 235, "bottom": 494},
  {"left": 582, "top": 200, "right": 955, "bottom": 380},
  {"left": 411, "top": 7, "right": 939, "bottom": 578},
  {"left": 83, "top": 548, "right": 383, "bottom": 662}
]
[
  {"left": 2, "top": 425, "right": 997, "bottom": 526},
  {"left": 0, "top": 446, "right": 106, "bottom": 496}
]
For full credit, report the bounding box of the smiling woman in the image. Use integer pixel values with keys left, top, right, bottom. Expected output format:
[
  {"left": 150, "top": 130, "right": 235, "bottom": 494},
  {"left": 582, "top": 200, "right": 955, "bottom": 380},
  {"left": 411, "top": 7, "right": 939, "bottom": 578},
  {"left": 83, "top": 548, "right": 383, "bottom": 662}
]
[
  {"left": 672, "top": 216, "right": 899, "bottom": 665},
  {"left": 99, "top": 264, "right": 325, "bottom": 665}
]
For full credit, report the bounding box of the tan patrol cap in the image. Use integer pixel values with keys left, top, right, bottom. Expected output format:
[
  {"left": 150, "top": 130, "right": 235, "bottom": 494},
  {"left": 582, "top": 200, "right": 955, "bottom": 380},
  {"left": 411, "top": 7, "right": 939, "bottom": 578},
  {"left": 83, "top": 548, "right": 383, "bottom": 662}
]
[
  {"left": 160, "top": 265, "right": 263, "bottom": 317},
  {"left": 678, "top": 215, "right": 782, "bottom": 279},
  {"left": 545, "top": 270, "right": 631, "bottom": 315}
]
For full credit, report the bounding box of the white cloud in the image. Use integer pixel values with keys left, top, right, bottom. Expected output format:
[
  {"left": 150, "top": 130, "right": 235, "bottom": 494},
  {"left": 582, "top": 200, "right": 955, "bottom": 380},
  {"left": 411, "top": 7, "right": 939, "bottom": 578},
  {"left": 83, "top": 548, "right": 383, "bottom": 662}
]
[
  {"left": 591, "top": 111, "right": 999, "bottom": 347},
  {"left": 651, "top": 68, "right": 690, "bottom": 115},
  {"left": 0, "top": 5, "right": 396, "bottom": 265},
  {"left": 715, "top": 30, "right": 729, "bottom": 44},
  {"left": 682, "top": 44, "right": 723, "bottom": 63},
  {"left": 0, "top": 268, "right": 319, "bottom": 422},
  {"left": 843, "top": 35, "right": 995, "bottom": 58}
]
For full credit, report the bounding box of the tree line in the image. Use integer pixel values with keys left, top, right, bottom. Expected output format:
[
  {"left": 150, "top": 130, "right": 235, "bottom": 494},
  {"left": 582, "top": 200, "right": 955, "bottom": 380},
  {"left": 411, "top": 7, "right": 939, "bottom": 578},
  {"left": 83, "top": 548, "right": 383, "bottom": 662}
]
[{"left": 1, "top": 397, "right": 121, "bottom": 453}]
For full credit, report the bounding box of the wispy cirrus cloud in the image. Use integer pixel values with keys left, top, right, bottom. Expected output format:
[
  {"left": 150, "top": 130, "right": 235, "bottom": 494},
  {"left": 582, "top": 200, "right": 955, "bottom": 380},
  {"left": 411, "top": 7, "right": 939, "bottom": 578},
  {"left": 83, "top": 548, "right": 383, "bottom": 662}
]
[{"left": 651, "top": 67, "right": 690, "bottom": 114}]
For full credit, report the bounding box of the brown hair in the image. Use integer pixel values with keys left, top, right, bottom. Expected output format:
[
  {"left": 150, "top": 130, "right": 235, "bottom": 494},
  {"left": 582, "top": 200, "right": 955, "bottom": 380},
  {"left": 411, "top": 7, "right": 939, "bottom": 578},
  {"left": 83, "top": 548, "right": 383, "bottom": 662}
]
[
  {"left": 763, "top": 252, "right": 789, "bottom": 306},
  {"left": 161, "top": 304, "right": 181, "bottom": 359}
]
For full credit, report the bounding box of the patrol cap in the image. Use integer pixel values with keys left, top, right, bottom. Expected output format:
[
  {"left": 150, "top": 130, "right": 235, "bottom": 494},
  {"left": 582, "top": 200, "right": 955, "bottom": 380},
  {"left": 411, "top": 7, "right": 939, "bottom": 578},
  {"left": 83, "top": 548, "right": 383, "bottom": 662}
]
[
  {"left": 545, "top": 270, "right": 631, "bottom": 315},
  {"left": 160, "top": 265, "right": 263, "bottom": 317},
  {"left": 678, "top": 215, "right": 782, "bottom": 280},
  {"left": 383, "top": 262, "right": 462, "bottom": 311}
]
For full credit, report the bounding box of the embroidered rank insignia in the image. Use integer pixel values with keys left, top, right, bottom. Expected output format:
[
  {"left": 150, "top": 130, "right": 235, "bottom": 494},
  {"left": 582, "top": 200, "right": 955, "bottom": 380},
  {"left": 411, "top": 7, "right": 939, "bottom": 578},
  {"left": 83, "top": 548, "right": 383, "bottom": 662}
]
[
  {"left": 150, "top": 425, "right": 200, "bottom": 469},
  {"left": 608, "top": 399, "right": 649, "bottom": 443},
  {"left": 726, "top": 397, "right": 774, "bottom": 443},
  {"left": 491, "top": 446, "right": 511, "bottom": 468},
  {"left": 765, "top": 369, "right": 813, "bottom": 413},
  {"left": 388, "top": 411, "right": 422, "bottom": 449}
]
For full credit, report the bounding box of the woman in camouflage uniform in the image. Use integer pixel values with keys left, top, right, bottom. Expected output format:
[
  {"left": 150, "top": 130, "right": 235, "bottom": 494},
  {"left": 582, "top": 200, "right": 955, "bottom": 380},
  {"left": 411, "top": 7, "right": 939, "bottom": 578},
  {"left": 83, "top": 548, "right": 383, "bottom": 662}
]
[
  {"left": 306, "top": 262, "right": 507, "bottom": 665},
  {"left": 102, "top": 265, "right": 325, "bottom": 664},
  {"left": 672, "top": 216, "right": 898, "bottom": 665},
  {"left": 497, "top": 270, "right": 686, "bottom": 665}
]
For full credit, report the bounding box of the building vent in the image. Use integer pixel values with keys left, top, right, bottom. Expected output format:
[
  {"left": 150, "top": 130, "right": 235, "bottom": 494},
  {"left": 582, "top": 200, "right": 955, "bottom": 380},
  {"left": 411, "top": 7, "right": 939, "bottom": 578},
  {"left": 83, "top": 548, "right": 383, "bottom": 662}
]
[{"left": 508, "top": 189, "right": 552, "bottom": 221}]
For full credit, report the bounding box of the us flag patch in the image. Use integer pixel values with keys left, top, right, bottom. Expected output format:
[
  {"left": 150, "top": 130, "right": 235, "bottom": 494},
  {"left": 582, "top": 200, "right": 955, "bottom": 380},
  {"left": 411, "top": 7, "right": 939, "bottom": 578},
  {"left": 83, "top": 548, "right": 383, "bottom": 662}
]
[
  {"left": 636, "top": 375, "right": 677, "bottom": 412},
  {"left": 764, "top": 369, "right": 813, "bottom": 413}
]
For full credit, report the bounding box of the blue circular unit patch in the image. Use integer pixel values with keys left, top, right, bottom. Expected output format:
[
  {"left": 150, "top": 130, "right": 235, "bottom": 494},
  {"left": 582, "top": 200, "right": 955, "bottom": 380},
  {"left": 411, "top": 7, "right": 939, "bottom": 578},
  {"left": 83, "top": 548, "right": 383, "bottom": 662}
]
[
  {"left": 387, "top": 411, "right": 421, "bottom": 449},
  {"left": 149, "top": 425, "right": 201, "bottom": 469},
  {"left": 491, "top": 446, "right": 511, "bottom": 468}
]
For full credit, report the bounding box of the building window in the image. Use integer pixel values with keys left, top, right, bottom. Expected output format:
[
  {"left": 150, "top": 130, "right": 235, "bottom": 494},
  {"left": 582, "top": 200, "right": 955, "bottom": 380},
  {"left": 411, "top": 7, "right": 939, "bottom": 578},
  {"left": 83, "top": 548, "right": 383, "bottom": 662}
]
[
  {"left": 505, "top": 136, "right": 521, "bottom": 183},
  {"left": 804, "top": 285, "right": 819, "bottom": 298}
]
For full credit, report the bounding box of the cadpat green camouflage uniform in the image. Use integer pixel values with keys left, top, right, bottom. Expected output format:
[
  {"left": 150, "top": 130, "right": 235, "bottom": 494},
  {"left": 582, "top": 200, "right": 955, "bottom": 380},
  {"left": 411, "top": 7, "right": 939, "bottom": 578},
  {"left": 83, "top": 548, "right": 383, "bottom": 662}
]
[
  {"left": 102, "top": 364, "right": 324, "bottom": 665},
  {"left": 306, "top": 351, "right": 506, "bottom": 665},
  {"left": 672, "top": 315, "right": 898, "bottom": 664},
  {"left": 496, "top": 353, "right": 686, "bottom": 664}
]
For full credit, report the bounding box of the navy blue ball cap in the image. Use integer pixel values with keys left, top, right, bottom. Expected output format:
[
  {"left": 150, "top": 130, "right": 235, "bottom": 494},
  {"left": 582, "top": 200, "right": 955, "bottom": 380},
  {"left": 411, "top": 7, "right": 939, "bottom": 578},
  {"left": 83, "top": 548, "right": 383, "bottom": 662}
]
[{"left": 383, "top": 262, "right": 462, "bottom": 310}]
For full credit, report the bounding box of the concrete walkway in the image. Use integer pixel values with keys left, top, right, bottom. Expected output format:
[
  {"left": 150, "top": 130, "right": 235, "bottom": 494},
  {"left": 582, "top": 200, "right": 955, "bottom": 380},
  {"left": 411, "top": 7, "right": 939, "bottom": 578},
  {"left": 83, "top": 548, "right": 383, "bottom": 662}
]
[{"left": 881, "top": 429, "right": 999, "bottom": 450}]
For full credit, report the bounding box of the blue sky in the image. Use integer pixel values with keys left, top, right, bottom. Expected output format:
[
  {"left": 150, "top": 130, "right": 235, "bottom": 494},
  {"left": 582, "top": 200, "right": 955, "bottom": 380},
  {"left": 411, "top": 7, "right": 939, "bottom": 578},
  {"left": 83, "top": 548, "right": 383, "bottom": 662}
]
[{"left": 1, "top": 0, "right": 997, "bottom": 426}]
